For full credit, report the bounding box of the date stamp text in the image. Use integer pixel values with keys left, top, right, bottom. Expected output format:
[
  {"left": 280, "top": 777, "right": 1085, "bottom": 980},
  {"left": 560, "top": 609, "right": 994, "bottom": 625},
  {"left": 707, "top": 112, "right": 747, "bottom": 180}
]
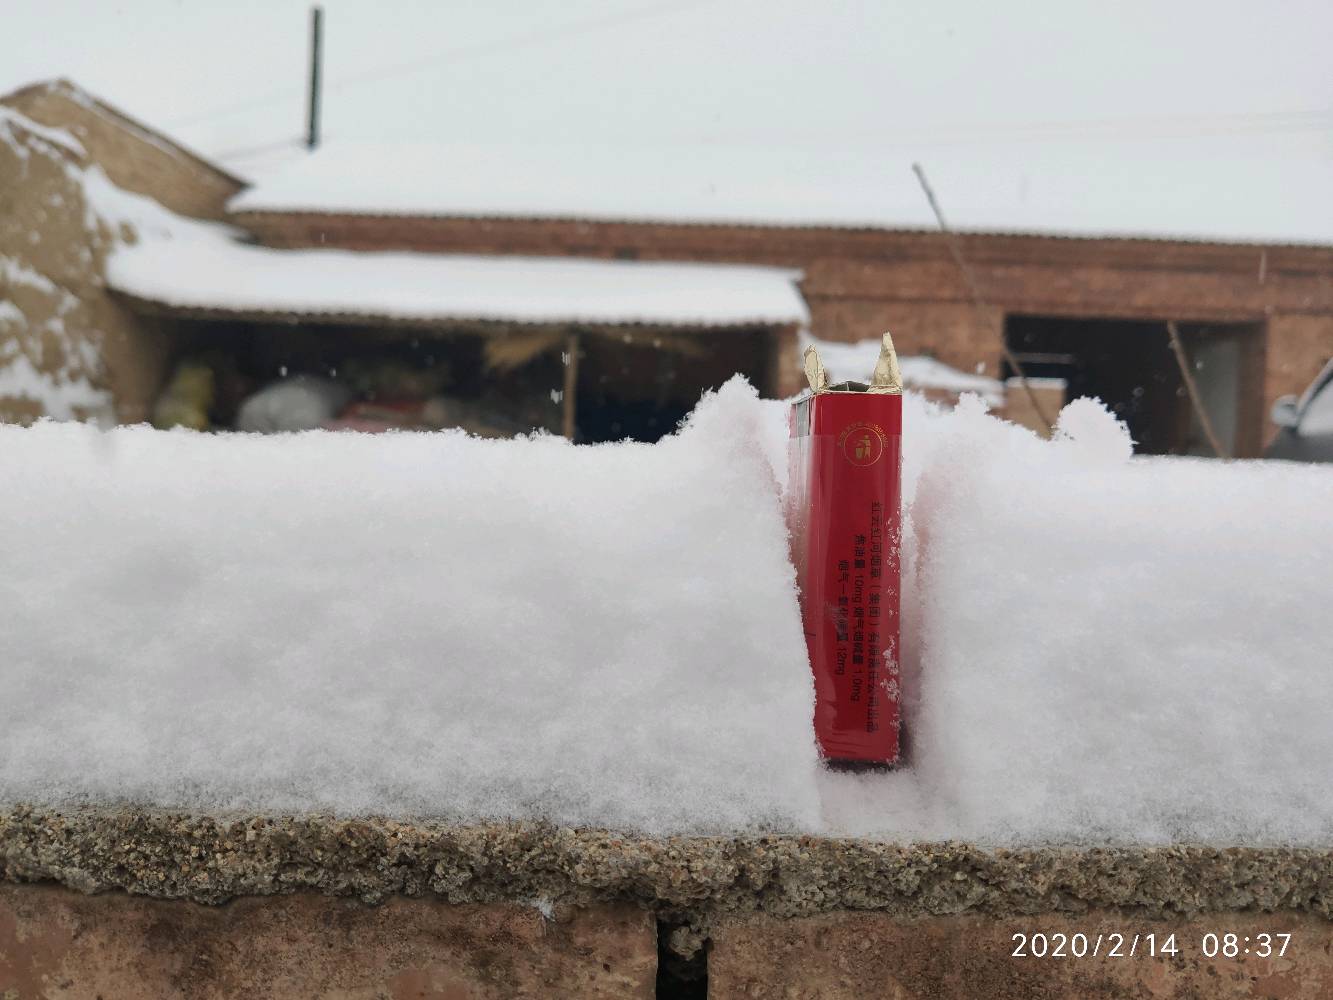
[{"left": 1011, "top": 931, "right": 1293, "bottom": 960}]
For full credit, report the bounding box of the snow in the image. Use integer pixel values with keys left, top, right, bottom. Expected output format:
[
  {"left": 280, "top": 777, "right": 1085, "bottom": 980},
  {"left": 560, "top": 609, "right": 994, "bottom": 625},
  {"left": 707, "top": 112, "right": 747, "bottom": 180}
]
[
  {"left": 1007, "top": 375, "right": 1069, "bottom": 391},
  {"left": 228, "top": 140, "right": 1333, "bottom": 246},
  {"left": 0, "top": 254, "right": 61, "bottom": 296},
  {"left": 0, "top": 380, "right": 821, "bottom": 834},
  {"left": 0, "top": 352, "right": 112, "bottom": 422},
  {"left": 817, "top": 393, "right": 1333, "bottom": 845},
  {"left": 3, "top": 380, "right": 1332, "bottom": 844},
  {"left": 82, "top": 168, "right": 807, "bottom": 330},
  {"left": 109, "top": 242, "right": 809, "bottom": 329},
  {"left": 0, "top": 104, "right": 85, "bottom": 161},
  {"left": 801, "top": 332, "right": 1005, "bottom": 406}
]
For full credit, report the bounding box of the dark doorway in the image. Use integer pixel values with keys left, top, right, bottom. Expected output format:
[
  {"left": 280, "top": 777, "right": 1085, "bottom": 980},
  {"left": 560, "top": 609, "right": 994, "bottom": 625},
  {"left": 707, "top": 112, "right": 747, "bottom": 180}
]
[
  {"left": 1004, "top": 316, "right": 1264, "bottom": 456},
  {"left": 575, "top": 328, "right": 772, "bottom": 444},
  {"left": 150, "top": 317, "right": 782, "bottom": 445}
]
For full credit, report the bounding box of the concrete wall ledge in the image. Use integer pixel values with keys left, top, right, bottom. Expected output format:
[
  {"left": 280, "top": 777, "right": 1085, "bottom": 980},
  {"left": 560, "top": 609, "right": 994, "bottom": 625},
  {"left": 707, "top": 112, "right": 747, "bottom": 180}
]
[{"left": 3, "top": 806, "right": 1332, "bottom": 998}]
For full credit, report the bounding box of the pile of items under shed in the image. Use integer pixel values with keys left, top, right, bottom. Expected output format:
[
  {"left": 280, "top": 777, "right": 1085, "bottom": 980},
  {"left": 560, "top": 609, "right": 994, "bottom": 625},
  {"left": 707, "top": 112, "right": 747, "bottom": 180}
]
[{"left": 149, "top": 331, "right": 567, "bottom": 437}]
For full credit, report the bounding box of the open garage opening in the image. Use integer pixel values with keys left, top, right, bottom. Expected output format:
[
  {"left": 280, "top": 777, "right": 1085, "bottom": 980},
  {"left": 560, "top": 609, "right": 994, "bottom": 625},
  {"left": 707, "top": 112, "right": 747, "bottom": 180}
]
[
  {"left": 133, "top": 312, "right": 789, "bottom": 444},
  {"left": 574, "top": 327, "right": 778, "bottom": 444},
  {"left": 1004, "top": 315, "right": 1265, "bottom": 456}
]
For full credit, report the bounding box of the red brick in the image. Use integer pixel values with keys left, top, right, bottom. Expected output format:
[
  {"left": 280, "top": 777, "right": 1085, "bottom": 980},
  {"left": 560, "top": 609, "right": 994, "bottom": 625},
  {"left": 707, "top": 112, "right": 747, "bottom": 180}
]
[
  {"left": 710, "top": 910, "right": 1333, "bottom": 1000},
  {"left": 0, "top": 884, "right": 655, "bottom": 999}
]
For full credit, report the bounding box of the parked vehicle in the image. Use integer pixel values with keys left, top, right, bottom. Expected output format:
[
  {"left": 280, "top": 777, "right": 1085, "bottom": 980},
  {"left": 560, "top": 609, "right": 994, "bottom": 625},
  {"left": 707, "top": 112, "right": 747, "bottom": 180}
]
[{"left": 1266, "top": 359, "right": 1333, "bottom": 463}]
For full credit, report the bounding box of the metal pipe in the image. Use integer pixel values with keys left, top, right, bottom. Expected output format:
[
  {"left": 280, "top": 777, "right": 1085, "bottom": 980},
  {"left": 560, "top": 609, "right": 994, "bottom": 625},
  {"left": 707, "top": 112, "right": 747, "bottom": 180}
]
[
  {"left": 307, "top": 6, "right": 323, "bottom": 150},
  {"left": 562, "top": 332, "right": 581, "bottom": 441}
]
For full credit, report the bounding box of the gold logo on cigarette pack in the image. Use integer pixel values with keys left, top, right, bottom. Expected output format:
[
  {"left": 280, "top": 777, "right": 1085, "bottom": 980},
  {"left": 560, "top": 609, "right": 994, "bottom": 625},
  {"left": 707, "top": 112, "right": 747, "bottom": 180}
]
[{"left": 839, "top": 421, "right": 887, "bottom": 466}]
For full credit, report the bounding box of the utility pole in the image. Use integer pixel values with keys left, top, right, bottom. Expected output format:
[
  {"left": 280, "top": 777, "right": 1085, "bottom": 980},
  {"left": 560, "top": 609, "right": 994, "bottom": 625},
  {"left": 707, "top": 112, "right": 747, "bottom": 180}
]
[
  {"left": 911, "top": 163, "right": 1055, "bottom": 433},
  {"left": 306, "top": 6, "right": 323, "bottom": 150}
]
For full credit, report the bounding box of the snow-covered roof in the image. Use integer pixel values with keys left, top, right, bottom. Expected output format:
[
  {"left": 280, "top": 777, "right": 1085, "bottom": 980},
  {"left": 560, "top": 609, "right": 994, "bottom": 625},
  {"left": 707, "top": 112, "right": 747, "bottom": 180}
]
[
  {"left": 111, "top": 243, "right": 808, "bottom": 330},
  {"left": 89, "top": 169, "right": 807, "bottom": 330},
  {"left": 227, "top": 140, "right": 1333, "bottom": 247}
]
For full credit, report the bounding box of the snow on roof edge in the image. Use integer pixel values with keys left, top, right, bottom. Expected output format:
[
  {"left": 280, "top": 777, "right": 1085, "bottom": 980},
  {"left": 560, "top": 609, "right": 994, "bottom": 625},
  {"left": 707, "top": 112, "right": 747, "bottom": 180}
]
[
  {"left": 105, "top": 245, "right": 810, "bottom": 330},
  {"left": 88, "top": 167, "right": 808, "bottom": 330},
  {"left": 113, "top": 293, "right": 808, "bottom": 332},
  {"left": 224, "top": 201, "right": 1333, "bottom": 251},
  {"left": 101, "top": 241, "right": 810, "bottom": 329}
]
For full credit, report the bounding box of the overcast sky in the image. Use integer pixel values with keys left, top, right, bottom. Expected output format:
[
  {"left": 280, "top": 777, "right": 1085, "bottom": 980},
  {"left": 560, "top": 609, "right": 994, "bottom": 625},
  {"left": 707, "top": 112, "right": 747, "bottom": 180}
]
[
  {"left": 3, "top": 1, "right": 1329, "bottom": 238},
  {"left": 4, "top": 0, "right": 1328, "bottom": 156}
]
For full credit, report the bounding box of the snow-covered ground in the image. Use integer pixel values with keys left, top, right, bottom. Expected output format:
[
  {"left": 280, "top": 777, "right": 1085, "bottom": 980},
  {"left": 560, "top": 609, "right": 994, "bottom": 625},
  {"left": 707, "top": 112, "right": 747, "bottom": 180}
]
[{"left": 3, "top": 381, "right": 1331, "bottom": 844}]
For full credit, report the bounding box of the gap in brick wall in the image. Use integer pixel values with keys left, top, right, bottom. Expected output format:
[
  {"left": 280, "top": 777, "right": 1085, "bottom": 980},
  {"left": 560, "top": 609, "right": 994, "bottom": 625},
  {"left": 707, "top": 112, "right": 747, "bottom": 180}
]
[{"left": 655, "top": 920, "right": 708, "bottom": 1000}]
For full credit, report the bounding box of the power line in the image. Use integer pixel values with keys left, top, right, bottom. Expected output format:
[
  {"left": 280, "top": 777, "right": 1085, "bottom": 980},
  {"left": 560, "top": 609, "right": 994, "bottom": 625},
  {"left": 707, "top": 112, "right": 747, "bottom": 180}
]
[
  {"left": 682, "top": 108, "right": 1333, "bottom": 150},
  {"left": 210, "top": 136, "right": 305, "bottom": 163},
  {"left": 912, "top": 162, "right": 1056, "bottom": 433},
  {"left": 208, "top": 105, "right": 1333, "bottom": 167},
  {"left": 166, "top": 0, "right": 707, "bottom": 133},
  {"left": 885, "top": 108, "right": 1333, "bottom": 145},
  {"left": 166, "top": 86, "right": 295, "bottom": 131}
]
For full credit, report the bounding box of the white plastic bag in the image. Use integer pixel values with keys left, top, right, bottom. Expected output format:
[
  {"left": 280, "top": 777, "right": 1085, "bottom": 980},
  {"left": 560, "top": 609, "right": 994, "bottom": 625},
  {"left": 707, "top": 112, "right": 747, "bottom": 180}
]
[{"left": 236, "top": 376, "right": 351, "bottom": 433}]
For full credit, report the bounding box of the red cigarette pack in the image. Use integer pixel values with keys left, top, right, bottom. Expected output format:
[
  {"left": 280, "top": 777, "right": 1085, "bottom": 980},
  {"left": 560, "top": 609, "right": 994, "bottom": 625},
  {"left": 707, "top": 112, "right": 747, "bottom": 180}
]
[{"left": 787, "top": 335, "right": 904, "bottom": 765}]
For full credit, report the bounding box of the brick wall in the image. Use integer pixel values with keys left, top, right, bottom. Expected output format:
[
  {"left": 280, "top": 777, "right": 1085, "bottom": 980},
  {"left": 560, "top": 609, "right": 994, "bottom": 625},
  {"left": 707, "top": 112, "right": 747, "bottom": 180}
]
[
  {"left": 0, "top": 94, "right": 175, "bottom": 424},
  {"left": 5, "top": 885, "right": 1331, "bottom": 999},
  {"left": 5, "top": 80, "right": 244, "bottom": 222},
  {"left": 233, "top": 212, "right": 1333, "bottom": 453}
]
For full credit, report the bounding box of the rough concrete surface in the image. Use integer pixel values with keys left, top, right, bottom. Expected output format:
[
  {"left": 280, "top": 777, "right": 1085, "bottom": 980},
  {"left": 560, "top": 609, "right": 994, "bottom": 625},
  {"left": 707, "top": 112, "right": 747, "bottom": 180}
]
[
  {"left": 710, "top": 910, "right": 1333, "bottom": 1000},
  {"left": 0, "top": 883, "right": 654, "bottom": 999},
  {"left": 3, "top": 805, "right": 1331, "bottom": 963}
]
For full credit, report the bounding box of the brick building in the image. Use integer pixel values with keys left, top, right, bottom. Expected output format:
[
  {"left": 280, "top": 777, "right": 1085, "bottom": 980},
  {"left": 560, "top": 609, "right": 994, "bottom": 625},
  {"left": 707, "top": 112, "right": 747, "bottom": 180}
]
[
  {"left": 1, "top": 82, "right": 805, "bottom": 442},
  {"left": 3, "top": 80, "right": 1330, "bottom": 453},
  {"left": 232, "top": 203, "right": 1332, "bottom": 457}
]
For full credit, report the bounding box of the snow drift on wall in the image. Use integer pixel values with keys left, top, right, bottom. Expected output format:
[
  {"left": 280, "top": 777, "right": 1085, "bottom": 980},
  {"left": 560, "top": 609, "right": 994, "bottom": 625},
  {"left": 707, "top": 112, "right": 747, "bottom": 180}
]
[
  {"left": 817, "top": 393, "right": 1333, "bottom": 845},
  {"left": 2, "top": 381, "right": 1332, "bottom": 844},
  {"left": 0, "top": 380, "right": 821, "bottom": 834}
]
